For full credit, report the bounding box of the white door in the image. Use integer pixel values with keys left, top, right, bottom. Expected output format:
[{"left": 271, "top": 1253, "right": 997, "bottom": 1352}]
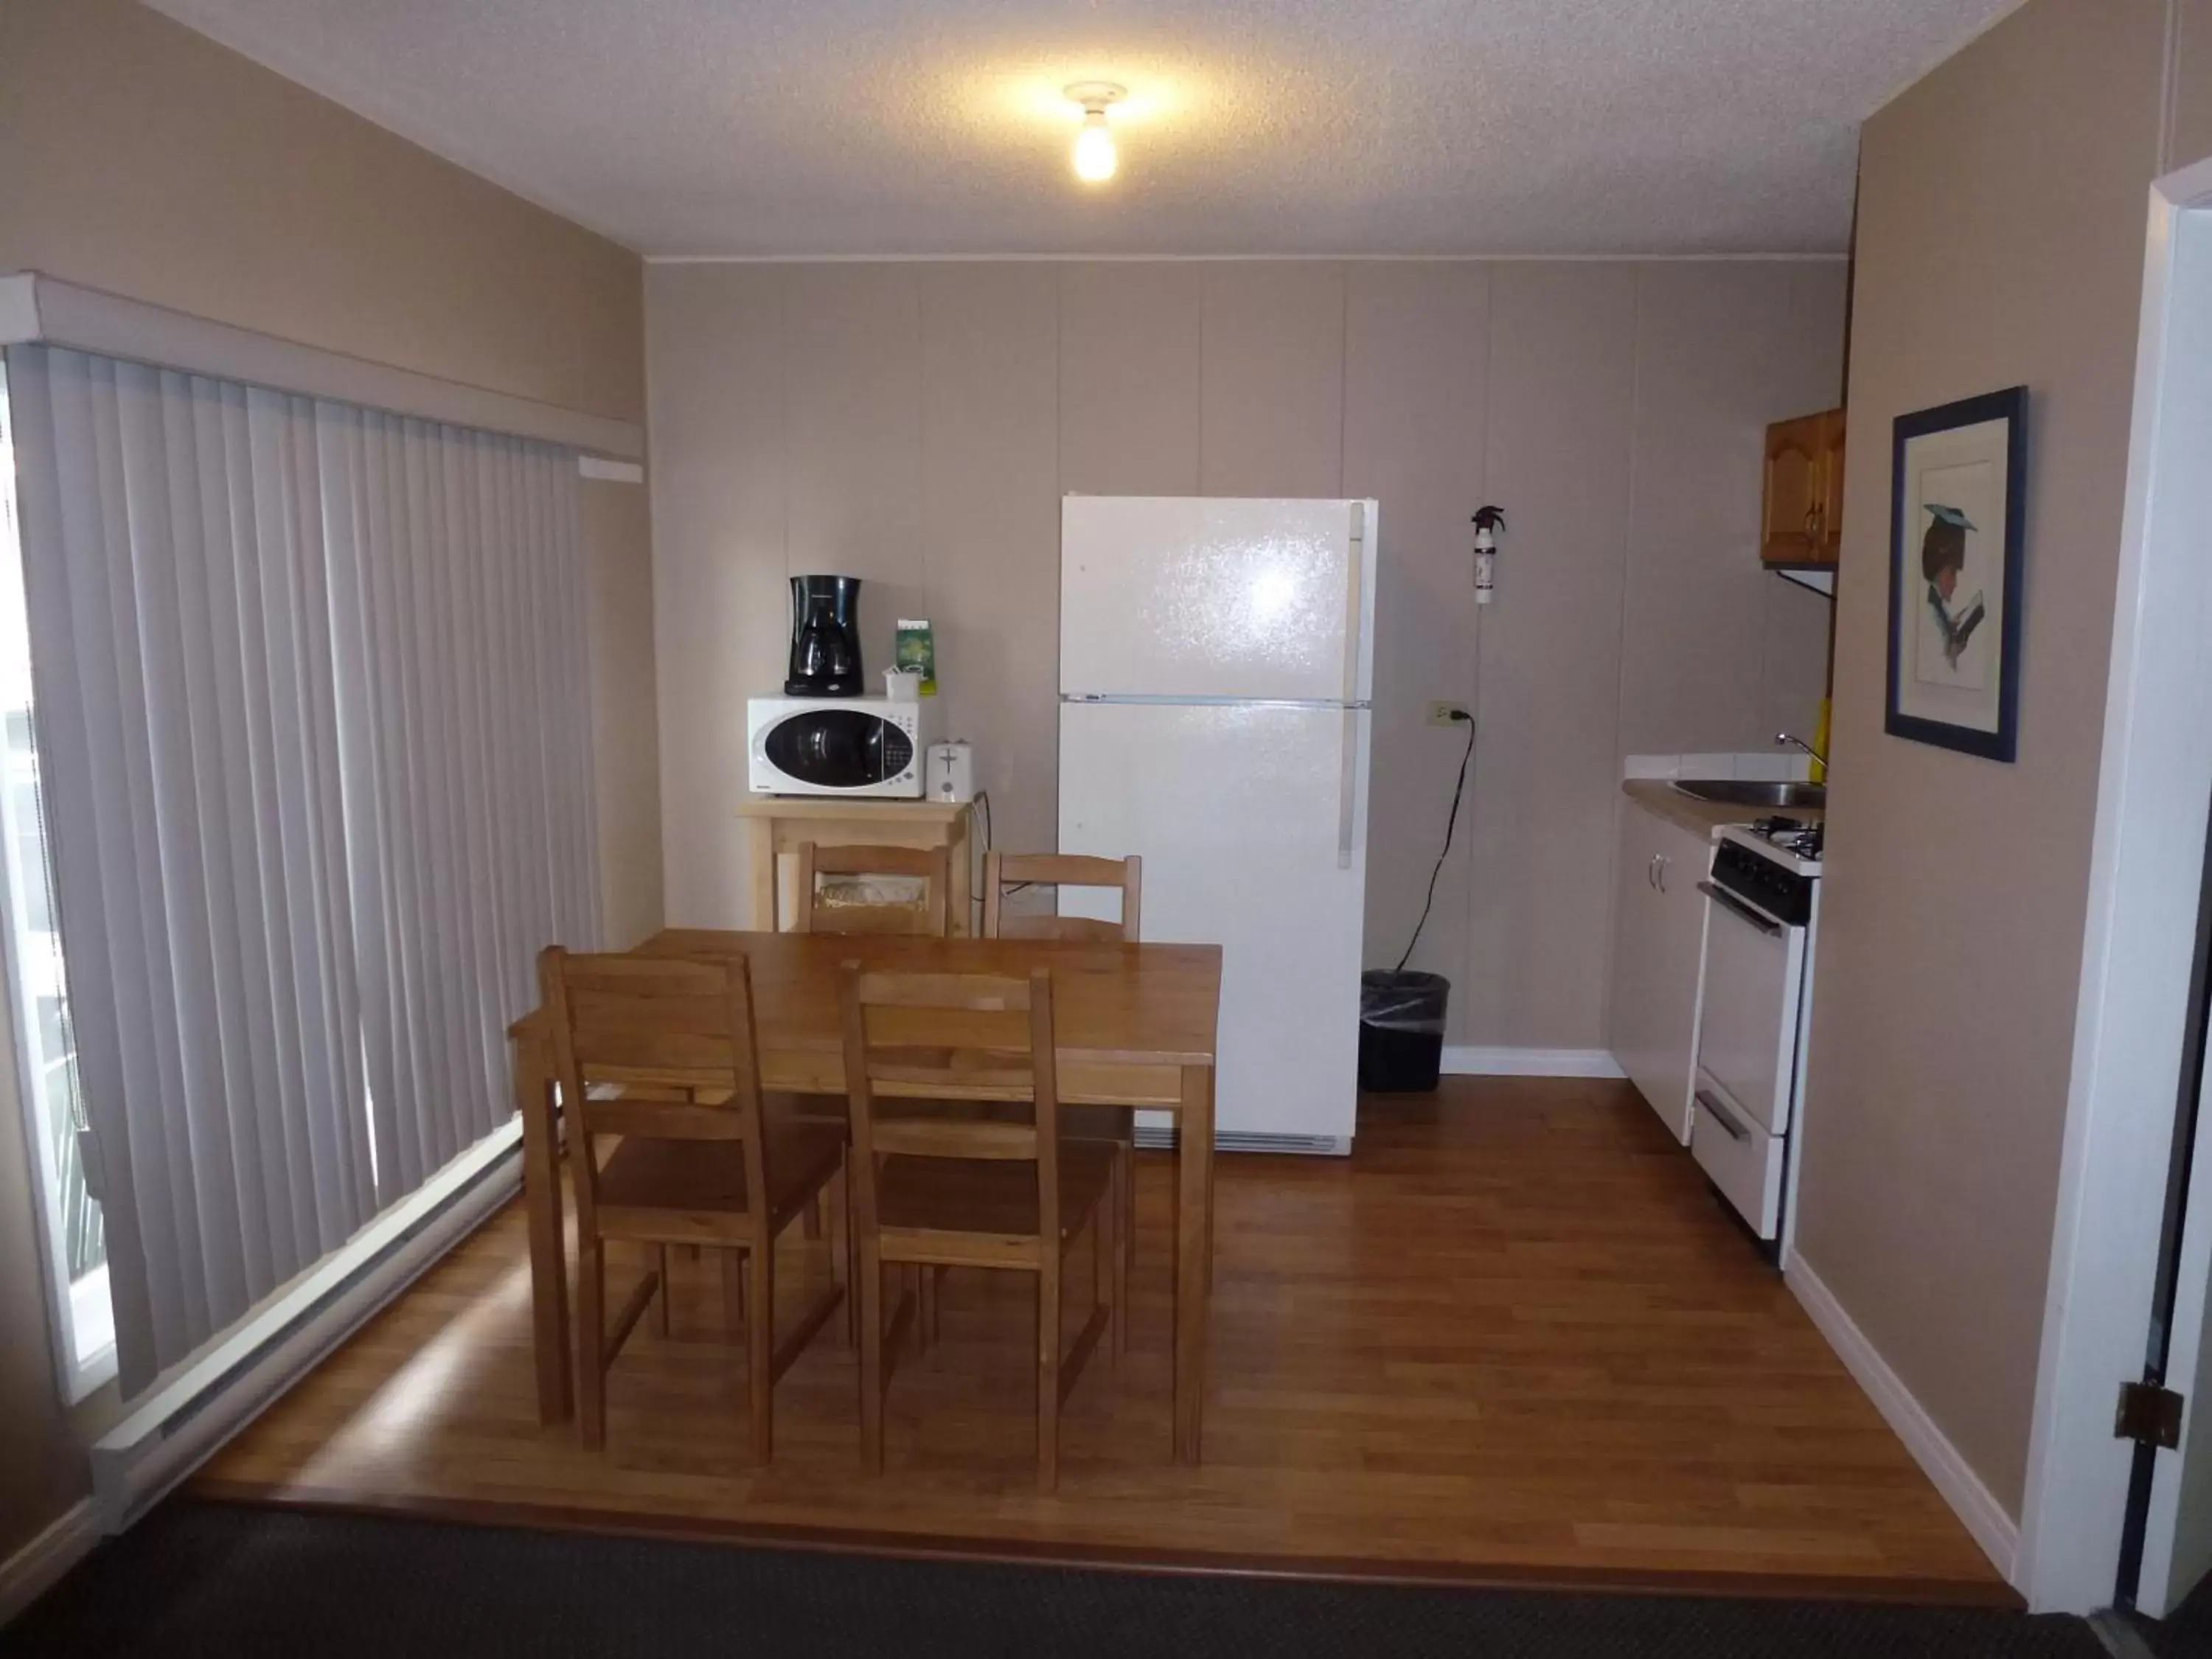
[
  {"left": 1060, "top": 496, "right": 1375, "bottom": 703},
  {"left": 2138, "top": 1047, "right": 2212, "bottom": 1615},
  {"left": 1058, "top": 699, "right": 1368, "bottom": 1146}
]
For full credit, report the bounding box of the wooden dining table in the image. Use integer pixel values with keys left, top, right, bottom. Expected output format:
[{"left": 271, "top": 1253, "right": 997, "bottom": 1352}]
[{"left": 507, "top": 928, "right": 1225, "bottom": 1464}]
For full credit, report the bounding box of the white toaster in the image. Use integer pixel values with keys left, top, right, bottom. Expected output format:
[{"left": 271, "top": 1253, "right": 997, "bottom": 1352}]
[{"left": 926, "top": 740, "right": 975, "bottom": 804}]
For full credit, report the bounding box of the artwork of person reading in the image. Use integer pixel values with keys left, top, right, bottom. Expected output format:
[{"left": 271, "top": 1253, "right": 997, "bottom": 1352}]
[{"left": 1921, "top": 502, "right": 1986, "bottom": 672}]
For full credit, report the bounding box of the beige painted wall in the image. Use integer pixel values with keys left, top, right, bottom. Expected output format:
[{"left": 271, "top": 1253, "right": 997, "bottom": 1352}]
[
  {"left": 0, "top": 0, "right": 653, "bottom": 1564},
  {"left": 2179, "top": 0, "right": 2212, "bottom": 168},
  {"left": 582, "top": 479, "right": 666, "bottom": 947},
  {"left": 647, "top": 259, "right": 1844, "bottom": 1046},
  {"left": 0, "top": 0, "right": 642, "bottom": 422},
  {"left": 1797, "top": 0, "right": 2208, "bottom": 1521}
]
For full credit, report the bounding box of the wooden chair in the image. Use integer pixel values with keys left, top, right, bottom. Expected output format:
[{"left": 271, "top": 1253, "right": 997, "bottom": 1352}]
[
  {"left": 983, "top": 852, "right": 1141, "bottom": 944},
  {"left": 840, "top": 964, "right": 1121, "bottom": 1490},
  {"left": 983, "top": 852, "right": 1142, "bottom": 1272},
  {"left": 540, "top": 947, "right": 848, "bottom": 1461},
  {"left": 791, "top": 842, "right": 952, "bottom": 936}
]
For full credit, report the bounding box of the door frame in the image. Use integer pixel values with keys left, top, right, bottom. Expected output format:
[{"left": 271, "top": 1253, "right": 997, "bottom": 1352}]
[{"left": 2017, "top": 153, "right": 2212, "bottom": 1614}]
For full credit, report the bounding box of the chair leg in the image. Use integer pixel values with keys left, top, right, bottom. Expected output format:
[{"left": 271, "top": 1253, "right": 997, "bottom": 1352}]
[
  {"left": 918, "top": 1263, "right": 939, "bottom": 1353},
  {"left": 836, "top": 1163, "right": 858, "bottom": 1348},
  {"left": 577, "top": 1240, "right": 608, "bottom": 1451},
  {"left": 859, "top": 1240, "right": 886, "bottom": 1473},
  {"left": 1102, "top": 1171, "right": 1124, "bottom": 1360},
  {"left": 1037, "top": 1262, "right": 1062, "bottom": 1493},
  {"left": 653, "top": 1245, "right": 672, "bottom": 1338},
  {"left": 1121, "top": 1119, "right": 1137, "bottom": 1273},
  {"left": 722, "top": 1248, "right": 746, "bottom": 1337},
  {"left": 748, "top": 1231, "right": 775, "bottom": 1464},
  {"left": 803, "top": 1188, "right": 825, "bottom": 1241}
]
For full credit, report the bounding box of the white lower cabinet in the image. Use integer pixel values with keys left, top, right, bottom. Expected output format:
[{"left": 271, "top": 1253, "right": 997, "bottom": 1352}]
[{"left": 1606, "top": 800, "right": 1714, "bottom": 1142}]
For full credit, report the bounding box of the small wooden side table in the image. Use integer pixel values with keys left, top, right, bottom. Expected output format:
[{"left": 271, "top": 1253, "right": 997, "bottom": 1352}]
[{"left": 737, "top": 797, "right": 976, "bottom": 935}]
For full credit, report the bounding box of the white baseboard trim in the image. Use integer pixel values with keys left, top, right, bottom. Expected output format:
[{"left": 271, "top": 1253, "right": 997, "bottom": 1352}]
[
  {"left": 0, "top": 1498, "right": 98, "bottom": 1627},
  {"left": 89, "top": 1122, "right": 522, "bottom": 1532},
  {"left": 1786, "top": 1258, "right": 2021, "bottom": 1585},
  {"left": 1441, "top": 1046, "right": 1627, "bottom": 1079}
]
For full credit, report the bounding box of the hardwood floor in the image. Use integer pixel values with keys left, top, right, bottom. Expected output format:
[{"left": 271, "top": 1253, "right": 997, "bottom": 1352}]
[{"left": 195, "top": 1078, "right": 2009, "bottom": 1601}]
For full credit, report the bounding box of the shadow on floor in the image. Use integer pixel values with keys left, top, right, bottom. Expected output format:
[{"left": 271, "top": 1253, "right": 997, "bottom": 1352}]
[{"left": 8, "top": 1500, "right": 2112, "bottom": 1658}]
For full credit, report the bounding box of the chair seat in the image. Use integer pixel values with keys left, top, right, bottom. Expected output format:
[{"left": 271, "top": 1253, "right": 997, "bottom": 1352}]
[
  {"left": 596, "top": 1119, "right": 844, "bottom": 1227},
  {"left": 877, "top": 1141, "right": 1116, "bottom": 1242}
]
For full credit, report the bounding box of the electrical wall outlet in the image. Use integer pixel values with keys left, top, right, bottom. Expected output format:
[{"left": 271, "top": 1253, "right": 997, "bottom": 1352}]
[{"left": 1425, "top": 701, "right": 1470, "bottom": 728}]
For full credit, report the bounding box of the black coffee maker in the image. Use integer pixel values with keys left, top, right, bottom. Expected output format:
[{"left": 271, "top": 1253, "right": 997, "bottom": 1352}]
[{"left": 785, "top": 575, "right": 864, "bottom": 696}]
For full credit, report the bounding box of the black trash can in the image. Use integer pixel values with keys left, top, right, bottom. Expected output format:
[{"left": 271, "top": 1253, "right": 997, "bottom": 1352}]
[{"left": 1358, "top": 970, "right": 1450, "bottom": 1093}]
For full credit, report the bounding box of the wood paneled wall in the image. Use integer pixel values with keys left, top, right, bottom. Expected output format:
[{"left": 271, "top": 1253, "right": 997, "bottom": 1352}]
[{"left": 646, "top": 260, "right": 1846, "bottom": 1048}]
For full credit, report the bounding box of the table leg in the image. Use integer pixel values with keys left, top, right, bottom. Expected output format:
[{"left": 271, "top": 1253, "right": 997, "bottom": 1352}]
[
  {"left": 748, "top": 816, "right": 782, "bottom": 932},
  {"left": 947, "top": 816, "right": 973, "bottom": 937},
  {"left": 1173, "top": 1064, "right": 1214, "bottom": 1464},
  {"left": 517, "top": 1032, "right": 571, "bottom": 1425}
]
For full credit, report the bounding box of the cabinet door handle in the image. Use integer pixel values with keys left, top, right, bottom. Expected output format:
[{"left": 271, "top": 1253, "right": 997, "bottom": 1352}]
[
  {"left": 1655, "top": 855, "right": 1669, "bottom": 893},
  {"left": 1646, "top": 853, "right": 1659, "bottom": 890}
]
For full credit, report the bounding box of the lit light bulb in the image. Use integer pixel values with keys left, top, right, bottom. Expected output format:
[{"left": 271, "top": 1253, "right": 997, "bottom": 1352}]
[
  {"left": 1073, "top": 109, "right": 1116, "bottom": 182},
  {"left": 1063, "top": 83, "right": 1127, "bottom": 186}
]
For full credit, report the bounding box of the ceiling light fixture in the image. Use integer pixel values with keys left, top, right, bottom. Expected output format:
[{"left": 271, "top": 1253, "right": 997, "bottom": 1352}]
[{"left": 1065, "top": 82, "right": 1126, "bottom": 183}]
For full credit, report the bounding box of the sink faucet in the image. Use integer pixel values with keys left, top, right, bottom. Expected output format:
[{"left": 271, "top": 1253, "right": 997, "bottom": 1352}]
[{"left": 1776, "top": 731, "right": 1829, "bottom": 770}]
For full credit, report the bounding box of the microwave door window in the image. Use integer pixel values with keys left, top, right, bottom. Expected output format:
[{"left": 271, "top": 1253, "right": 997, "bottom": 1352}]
[{"left": 766, "top": 710, "right": 911, "bottom": 787}]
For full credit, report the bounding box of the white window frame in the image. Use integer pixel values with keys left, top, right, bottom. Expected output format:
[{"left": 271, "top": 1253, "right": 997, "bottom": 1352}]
[{"left": 0, "top": 363, "right": 116, "bottom": 1403}]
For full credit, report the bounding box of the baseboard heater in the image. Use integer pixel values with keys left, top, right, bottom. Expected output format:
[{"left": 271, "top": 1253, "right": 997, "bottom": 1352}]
[
  {"left": 88, "top": 1121, "right": 522, "bottom": 1532},
  {"left": 1131, "top": 1124, "right": 1349, "bottom": 1157}
]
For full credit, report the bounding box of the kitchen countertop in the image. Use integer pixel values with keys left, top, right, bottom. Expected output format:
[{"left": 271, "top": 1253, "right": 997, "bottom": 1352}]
[{"left": 1622, "top": 778, "right": 1827, "bottom": 838}]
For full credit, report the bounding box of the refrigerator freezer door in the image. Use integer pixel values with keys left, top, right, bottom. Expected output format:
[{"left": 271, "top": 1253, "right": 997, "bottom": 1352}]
[
  {"left": 1060, "top": 496, "right": 1375, "bottom": 703},
  {"left": 1059, "top": 700, "right": 1370, "bottom": 1147}
]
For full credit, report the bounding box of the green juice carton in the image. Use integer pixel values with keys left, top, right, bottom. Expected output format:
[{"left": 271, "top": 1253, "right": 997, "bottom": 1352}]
[{"left": 894, "top": 619, "right": 937, "bottom": 696}]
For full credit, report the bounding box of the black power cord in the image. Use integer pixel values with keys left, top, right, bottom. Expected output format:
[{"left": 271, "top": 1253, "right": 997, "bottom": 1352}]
[{"left": 1394, "top": 710, "right": 1476, "bottom": 973}]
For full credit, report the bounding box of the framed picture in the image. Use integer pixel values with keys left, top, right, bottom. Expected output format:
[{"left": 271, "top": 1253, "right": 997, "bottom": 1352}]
[{"left": 1885, "top": 386, "right": 2027, "bottom": 762}]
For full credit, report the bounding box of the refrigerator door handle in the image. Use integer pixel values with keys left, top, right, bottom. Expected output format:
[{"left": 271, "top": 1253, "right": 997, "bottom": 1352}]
[
  {"left": 1337, "top": 708, "right": 1360, "bottom": 869},
  {"left": 1341, "top": 501, "right": 1366, "bottom": 706}
]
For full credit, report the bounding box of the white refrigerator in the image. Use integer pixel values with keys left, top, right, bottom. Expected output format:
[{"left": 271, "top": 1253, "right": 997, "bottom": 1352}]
[{"left": 1057, "top": 495, "right": 1376, "bottom": 1153}]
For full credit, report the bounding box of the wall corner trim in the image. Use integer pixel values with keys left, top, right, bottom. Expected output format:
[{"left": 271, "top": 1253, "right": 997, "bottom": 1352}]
[
  {"left": 0, "top": 1498, "right": 99, "bottom": 1629},
  {"left": 0, "top": 271, "right": 643, "bottom": 460},
  {"left": 1441, "top": 1046, "right": 1627, "bottom": 1079},
  {"left": 1786, "top": 1256, "right": 2021, "bottom": 1585}
]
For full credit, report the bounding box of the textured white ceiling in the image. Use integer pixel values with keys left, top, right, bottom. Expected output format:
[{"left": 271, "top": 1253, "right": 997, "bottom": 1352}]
[{"left": 146, "top": 0, "right": 2011, "bottom": 257}]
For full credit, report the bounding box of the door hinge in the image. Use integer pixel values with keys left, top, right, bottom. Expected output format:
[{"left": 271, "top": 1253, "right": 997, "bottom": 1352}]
[{"left": 2115, "top": 1380, "right": 2185, "bottom": 1450}]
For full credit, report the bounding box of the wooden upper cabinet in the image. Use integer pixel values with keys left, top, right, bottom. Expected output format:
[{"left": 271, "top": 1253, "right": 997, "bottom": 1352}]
[
  {"left": 1761, "top": 408, "right": 1845, "bottom": 568},
  {"left": 1815, "top": 410, "right": 1846, "bottom": 563}
]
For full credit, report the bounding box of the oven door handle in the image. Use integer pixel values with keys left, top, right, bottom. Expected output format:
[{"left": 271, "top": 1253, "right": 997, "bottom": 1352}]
[
  {"left": 1695, "top": 1089, "right": 1751, "bottom": 1142},
  {"left": 1697, "top": 879, "right": 1784, "bottom": 937}
]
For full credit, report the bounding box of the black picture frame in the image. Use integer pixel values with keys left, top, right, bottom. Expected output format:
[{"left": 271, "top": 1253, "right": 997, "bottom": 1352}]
[{"left": 1885, "top": 386, "right": 2028, "bottom": 762}]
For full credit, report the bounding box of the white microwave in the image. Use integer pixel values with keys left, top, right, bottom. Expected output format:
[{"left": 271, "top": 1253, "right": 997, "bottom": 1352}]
[{"left": 747, "top": 696, "right": 929, "bottom": 798}]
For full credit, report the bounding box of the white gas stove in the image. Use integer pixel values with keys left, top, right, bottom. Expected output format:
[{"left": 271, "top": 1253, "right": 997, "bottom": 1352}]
[{"left": 1691, "top": 815, "right": 1823, "bottom": 1256}]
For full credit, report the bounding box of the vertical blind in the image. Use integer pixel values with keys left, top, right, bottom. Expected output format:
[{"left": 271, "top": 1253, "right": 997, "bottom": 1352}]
[{"left": 5, "top": 345, "right": 599, "bottom": 1397}]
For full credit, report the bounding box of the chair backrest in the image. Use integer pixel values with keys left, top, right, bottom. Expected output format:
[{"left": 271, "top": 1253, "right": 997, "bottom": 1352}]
[
  {"left": 838, "top": 964, "right": 1060, "bottom": 1242},
  {"left": 793, "top": 842, "right": 951, "bottom": 936},
  {"left": 538, "top": 947, "right": 768, "bottom": 1225},
  {"left": 983, "top": 852, "right": 1141, "bottom": 943}
]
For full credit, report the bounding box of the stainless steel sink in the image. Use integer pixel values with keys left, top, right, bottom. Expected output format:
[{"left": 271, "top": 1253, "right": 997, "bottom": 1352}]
[{"left": 1671, "top": 779, "right": 1828, "bottom": 809}]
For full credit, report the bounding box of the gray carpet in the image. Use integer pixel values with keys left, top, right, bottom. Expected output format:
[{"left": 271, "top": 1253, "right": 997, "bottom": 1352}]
[{"left": 7, "top": 1500, "right": 2115, "bottom": 1658}]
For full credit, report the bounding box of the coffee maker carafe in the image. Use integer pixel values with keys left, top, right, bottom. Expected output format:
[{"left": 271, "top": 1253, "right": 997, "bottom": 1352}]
[{"left": 785, "top": 574, "right": 864, "bottom": 696}]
